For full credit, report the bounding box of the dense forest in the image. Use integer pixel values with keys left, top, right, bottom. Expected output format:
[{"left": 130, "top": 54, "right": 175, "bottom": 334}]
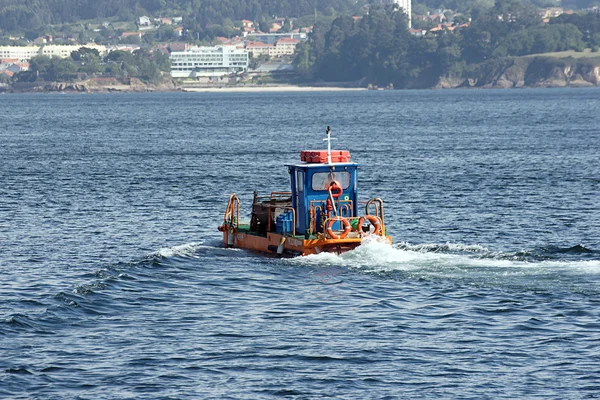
[
  {"left": 1, "top": 0, "right": 600, "bottom": 34},
  {"left": 294, "top": 1, "right": 600, "bottom": 88},
  {"left": 0, "top": 0, "right": 367, "bottom": 32}
]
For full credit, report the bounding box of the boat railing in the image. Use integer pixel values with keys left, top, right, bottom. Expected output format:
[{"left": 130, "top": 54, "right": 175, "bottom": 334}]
[
  {"left": 309, "top": 204, "right": 322, "bottom": 235},
  {"left": 253, "top": 192, "right": 292, "bottom": 205},
  {"left": 366, "top": 198, "right": 385, "bottom": 224},
  {"left": 270, "top": 191, "right": 292, "bottom": 198},
  {"left": 308, "top": 199, "right": 354, "bottom": 234}
]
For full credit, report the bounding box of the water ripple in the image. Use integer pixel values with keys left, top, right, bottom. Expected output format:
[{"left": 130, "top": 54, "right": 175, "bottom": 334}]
[{"left": 1, "top": 90, "right": 599, "bottom": 399}]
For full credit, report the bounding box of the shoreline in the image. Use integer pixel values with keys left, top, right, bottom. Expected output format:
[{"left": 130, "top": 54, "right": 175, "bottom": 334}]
[
  {"left": 180, "top": 85, "right": 367, "bottom": 92},
  {"left": 2, "top": 82, "right": 599, "bottom": 94},
  {"left": 0, "top": 82, "right": 369, "bottom": 94}
]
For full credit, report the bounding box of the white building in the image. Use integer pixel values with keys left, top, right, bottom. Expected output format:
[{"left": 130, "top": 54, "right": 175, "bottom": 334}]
[
  {"left": 170, "top": 45, "right": 248, "bottom": 78},
  {"left": 139, "top": 16, "right": 151, "bottom": 26},
  {"left": 245, "top": 38, "right": 300, "bottom": 58},
  {"left": 40, "top": 44, "right": 107, "bottom": 58},
  {"left": 0, "top": 46, "right": 40, "bottom": 62},
  {"left": 0, "top": 45, "right": 108, "bottom": 62}
]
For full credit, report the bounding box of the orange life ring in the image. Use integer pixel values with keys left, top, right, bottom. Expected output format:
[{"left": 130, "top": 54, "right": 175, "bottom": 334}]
[
  {"left": 326, "top": 217, "right": 352, "bottom": 239},
  {"left": 357, "top": 215, "right": 382, "bottom": 236},
  {"left": 329, "top": 182, "right": 343, "bottom": 198}
]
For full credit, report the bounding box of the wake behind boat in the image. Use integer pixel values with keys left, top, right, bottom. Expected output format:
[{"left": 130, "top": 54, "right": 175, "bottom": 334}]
[{"left": 218, "top": 127, "right": 391, "bottom": 256}]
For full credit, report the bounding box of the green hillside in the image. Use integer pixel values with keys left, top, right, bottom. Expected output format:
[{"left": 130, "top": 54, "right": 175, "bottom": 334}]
[{"left": 0, "top": 0, "right": 367, "bottom": 32}]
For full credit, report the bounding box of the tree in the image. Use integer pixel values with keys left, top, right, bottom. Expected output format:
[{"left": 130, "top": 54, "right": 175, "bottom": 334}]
[
  {"left": 49, "top": 57, "right": 78, "bottom": 81},
  {"left": 259, "top": 19, "right": 269, "bottom": 33}
]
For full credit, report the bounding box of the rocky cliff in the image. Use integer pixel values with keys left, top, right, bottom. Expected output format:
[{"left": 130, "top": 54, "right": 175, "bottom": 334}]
[
  {"left": 6, "top": 77, "right": 178, "bottom": 93},
  {"left": 436, "top": 56, "right": 600, "bottom": 89}
]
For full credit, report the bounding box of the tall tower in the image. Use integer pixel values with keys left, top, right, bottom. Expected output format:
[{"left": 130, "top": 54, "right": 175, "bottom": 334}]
[
  {"left": 379, "top": 0, "right": 412, "bottom": 28},
  {"left": 395, "top": 0, "right": 412, "bottom": 28}
]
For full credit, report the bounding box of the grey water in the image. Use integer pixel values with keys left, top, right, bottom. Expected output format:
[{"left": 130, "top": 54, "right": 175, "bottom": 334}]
[{"left": 1, "top": 89, "right": 599, "bottom": 399}]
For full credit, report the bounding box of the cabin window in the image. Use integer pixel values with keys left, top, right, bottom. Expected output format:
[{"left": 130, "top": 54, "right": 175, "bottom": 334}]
[
  {"left": 296, "top": 170, "right": 304, "bottom": 192},
  {"left": 311, "top": 171, "right": 351, "bottom": 191}
]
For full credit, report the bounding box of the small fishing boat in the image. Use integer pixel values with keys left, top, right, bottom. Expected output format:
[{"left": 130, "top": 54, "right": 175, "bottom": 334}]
[{"left": 218, "top": 127, "right": 391, "bottom": 256}]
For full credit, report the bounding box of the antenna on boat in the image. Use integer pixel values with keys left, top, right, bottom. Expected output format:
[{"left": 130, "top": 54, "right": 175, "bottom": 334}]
[{"left": 323, "top": 126, "right": 336, "bottom": 165}]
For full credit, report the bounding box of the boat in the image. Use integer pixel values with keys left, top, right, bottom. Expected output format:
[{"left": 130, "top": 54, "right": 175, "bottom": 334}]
[{"left": 218, "top": 127, "right": 391, "bottom": 256}]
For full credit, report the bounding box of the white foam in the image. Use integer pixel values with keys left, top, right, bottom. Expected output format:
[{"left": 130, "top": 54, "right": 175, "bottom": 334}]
[
  {"left": 396, "top": 241, "right": 489, "bottom": 253},
  {"left": 289, "top": 238, "right": 600, "bottom": 277},
  {"left": 155, "top": 242, "right": 204, "bottom": 258}
]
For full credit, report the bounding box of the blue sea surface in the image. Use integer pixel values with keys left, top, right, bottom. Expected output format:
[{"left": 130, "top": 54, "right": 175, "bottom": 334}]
[{"left": 1, "top": 89, "right": 599, "bottom": 399}]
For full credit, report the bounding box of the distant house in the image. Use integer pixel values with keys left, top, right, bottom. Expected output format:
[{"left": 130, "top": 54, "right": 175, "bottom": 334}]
[
  {"left": 428, "top": 14, "right": 445, "bottom": 23},
  {"left": 174, "top": 26, "right": 184, "bottom": 37},
  {"left": 172, "top": 17, "right": 183, "bottom": 24},
  {"left": 139, "top": 16, "right": 151, "bottom": 26},
  {"left": 160, "top": 17, "right": 173, "bottom": 25},
  {"left": 216, "top": 36, "right": 244, "bottom": 47},
  {"left": 273, "top": 38, "right": 300, "bottom": 56},
  {"left": 33, "top": 35, "right": 53, "bottom": 45},
  {"left": 0, "top": 57, "right": 19, "bottom": 65},
  {"left": 539, "top": 7, "right": 564, "bottom": 18},
  {"left": 245, "top": 41, "right": 272, "bottom": 57},
  {"left": 270, "top": 23, "right": 282, "bottom": 33},
  {"left": 109, "top": 44, "right": 141, "bottom": 52},
  {"left": 245, "top": 38, "right": 300, "bottom": 57},
  {"left": 168, "top": 42, "right": 188, "bottom": 52},
  {"left": 121, "top": 32, "right": 143, "bottom": 40},
  {"left": 429, "top": 24, "right": 444, "bottom": 33},
  {"left": 0, "top": 69, "right": 14, "bottom": 78},
  {"left": 13, "top": 62, "right": 28, "bottom": 72},
  {"left": 242, "top": 20, "right": 255, "bottom": 30},
  {"left": 154, "top": 44, "right": 170, "bottom": 55},
  {"left": 408, "top": 28, "right": 426, "bottom": 37}
]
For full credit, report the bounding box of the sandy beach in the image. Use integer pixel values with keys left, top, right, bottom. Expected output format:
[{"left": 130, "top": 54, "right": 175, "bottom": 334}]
[{"left": 181, "top": 85, "right": 367, "bottom": 92}]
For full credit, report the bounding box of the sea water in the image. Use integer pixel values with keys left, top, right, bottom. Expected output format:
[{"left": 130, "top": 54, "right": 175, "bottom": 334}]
[{"left": 1, "top": 89, "right": 599, "bottom": 399}]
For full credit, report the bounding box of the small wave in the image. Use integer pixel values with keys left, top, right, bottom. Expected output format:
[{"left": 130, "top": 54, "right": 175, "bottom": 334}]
[
  {"left": 3, "top": 314, "right": 35, "bottom": 329},
  {"left": 395, "top": 242, "right": 489, "bottom": 253},
  {"left": 4, "top": 367, "right": 33, "bottom": 375},
  {"left": 509, "top": 244, "right": 597, "bottom": 262},
  {"left": 545, "top": 244, "right": 595, "bottom": 255},
  {"left": 73, "top": 282, "right": 107, "bottom": 296},
  {"left": 155, "top": 242, "right": 204, "bottom": 258}
]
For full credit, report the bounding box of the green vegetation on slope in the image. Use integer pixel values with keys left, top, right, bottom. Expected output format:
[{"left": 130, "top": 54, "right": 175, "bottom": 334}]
[
  {"left": 16, "top": 47, "right": 171, "bottom": 84},
  {"left": 295, "top": 1, "right": 600, "bottom": 88},
  {"left": 0, "top": 0, "right": 367, "bottom": 32}
]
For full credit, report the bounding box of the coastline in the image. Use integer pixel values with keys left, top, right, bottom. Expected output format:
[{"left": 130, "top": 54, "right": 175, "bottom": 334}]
[
  {"left": 180, "top": 85, "right": 367, "bottom": 92},
  {"left": 0, "top": 82, "right": 368, "bottom": 94}
]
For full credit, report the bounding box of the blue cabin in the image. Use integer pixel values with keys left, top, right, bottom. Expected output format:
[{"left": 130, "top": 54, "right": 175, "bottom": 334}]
[{"left": 287, "top": 160, "right": 359, "bottom": 236}]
